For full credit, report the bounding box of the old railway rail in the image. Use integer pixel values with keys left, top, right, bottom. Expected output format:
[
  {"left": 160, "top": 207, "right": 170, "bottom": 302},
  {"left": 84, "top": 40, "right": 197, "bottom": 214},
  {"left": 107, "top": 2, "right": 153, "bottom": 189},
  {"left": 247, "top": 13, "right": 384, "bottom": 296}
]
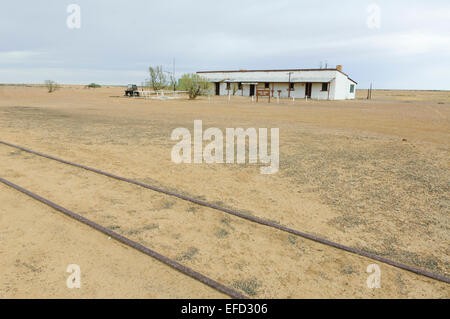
[
  {"left": 0, "top": 139, "right": 448, "bottom": 295},
  {"left": 0, "top": 176, "right": 246, "bottom": 299}
]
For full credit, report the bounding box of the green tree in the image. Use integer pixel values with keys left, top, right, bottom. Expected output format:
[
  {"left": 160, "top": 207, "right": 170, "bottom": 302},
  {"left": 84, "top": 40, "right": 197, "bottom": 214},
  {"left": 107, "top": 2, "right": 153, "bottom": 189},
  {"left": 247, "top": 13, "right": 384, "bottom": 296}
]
[
  {"left": 148, "top": 65, "right": 167, "bottom": 92},
  {"left": 178, "top": 73, "right": 212, "bottom": 99}
]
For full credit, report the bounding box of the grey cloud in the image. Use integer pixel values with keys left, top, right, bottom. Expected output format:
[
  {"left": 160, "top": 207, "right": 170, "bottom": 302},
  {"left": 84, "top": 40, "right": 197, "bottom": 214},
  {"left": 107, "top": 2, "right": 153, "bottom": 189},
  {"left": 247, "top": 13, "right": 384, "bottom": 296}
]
[{"left": 0, "top": 0, "right": 449, "bottom": 89}]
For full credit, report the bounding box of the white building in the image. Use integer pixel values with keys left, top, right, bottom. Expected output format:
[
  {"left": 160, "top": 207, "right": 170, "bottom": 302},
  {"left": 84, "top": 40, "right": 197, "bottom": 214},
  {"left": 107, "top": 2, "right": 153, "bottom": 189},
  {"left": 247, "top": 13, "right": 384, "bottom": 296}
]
[{"left": 197, "top": 66, "right": 357, "bottom": 100}]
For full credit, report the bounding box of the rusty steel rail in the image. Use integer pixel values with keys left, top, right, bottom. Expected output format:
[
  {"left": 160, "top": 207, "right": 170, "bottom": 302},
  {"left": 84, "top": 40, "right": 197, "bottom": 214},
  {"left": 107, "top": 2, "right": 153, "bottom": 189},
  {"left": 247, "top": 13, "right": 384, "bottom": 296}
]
[
  {"left": 0, "top": 140, "right": 449, "bottom": 285},
  {"left": 0, "top": 176, "right": 247, "bottom": 299}
]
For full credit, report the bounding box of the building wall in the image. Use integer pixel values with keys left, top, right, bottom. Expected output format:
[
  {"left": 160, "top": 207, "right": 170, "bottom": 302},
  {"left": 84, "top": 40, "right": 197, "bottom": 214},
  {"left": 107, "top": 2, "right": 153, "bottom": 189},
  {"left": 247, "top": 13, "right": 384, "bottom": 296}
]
[
  {"left": 332, "top": 72, "right": 357, "bottom": 100},
  {"left": 219, "top": 82, "right": 333, "bottom": 99},
  {"left": 311, "top": 83, "right": 330, "bottom": 100},
  {"left": 199, "top": 70, "right": 356, "bottom": 100},
  {"left": 333, "top": 72, "right": 347, "bottom": 100},
  {"left": 263, "top": 83, "right": 289, "bottom": 98},
  {"left": 328, "top": 78, "right": 337, "bottom": 100},
  {"left": 255, "top": 82, "right": 332, "bottom": 99},
  {"left": 349, "top": 82, "right": 356, "bottom": 99}
]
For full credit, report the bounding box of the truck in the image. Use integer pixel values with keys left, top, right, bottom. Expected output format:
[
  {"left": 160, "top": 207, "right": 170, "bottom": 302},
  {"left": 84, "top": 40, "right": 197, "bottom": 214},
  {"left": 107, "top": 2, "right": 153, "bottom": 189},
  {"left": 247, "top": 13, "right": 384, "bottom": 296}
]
[{"left": 124, "top": 84, "right": 140, "bottom": 97}]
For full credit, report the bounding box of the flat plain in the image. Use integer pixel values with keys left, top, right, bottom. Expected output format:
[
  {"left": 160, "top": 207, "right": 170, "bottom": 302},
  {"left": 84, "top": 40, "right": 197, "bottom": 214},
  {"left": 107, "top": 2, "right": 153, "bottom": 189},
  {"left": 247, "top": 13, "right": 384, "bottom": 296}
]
[{"left": 0, "top": 85, "right": 448, "bottom": 298}]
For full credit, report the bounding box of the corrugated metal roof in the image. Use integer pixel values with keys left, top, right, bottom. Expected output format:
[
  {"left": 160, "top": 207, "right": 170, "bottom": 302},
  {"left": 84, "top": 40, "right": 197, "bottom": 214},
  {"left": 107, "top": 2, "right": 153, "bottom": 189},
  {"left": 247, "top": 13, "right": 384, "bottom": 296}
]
[
  {"left": 209, "top": 77, "right": 334, "bottom": 83},
  {"left": 291, "top": 77, "right": 334, "bottom": 83},
  {"left": 198, "top": 68, "right": 342, "bottom": 74},
  {"left": 197, "top": 68, "right": 357, "bottom": 84},
  {"left": 206, "top": 78, "right": 226, "bottom": 82}
]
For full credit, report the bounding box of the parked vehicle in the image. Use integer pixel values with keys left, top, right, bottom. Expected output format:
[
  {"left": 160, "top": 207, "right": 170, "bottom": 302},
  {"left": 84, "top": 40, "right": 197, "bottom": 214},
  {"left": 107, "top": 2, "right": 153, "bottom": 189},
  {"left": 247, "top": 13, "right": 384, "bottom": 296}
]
[{"left": 125, "top": 84, "right": 140, "bottom": 97}]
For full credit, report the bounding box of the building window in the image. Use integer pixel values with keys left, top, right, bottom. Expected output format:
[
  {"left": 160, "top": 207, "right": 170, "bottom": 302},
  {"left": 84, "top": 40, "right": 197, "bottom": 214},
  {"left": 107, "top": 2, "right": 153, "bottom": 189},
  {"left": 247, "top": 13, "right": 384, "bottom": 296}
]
[
  {"left": 226, "top": 82, "right": 230, "bottom": 90},
  {"left": 238, "top": 82, "right": 242, "bottom": 90},
  {"left": 321, "top": 83, "right": 328, "bottom": 91},
  {"left": 265, "top": 82, "right": 270, "bottom": 89},
  {"left": 289, "top": 83, "right": 294, "bottom": 90},
  {"left": 350, "top": 84, "right": 355, "bottom": 93}
]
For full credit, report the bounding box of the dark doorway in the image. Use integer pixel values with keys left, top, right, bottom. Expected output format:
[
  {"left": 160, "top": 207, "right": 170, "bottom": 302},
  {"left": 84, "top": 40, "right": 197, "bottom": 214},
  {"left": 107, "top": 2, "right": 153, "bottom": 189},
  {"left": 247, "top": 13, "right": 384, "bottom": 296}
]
[
  {"left": 305, "top": 83, "right": 312, "bottom": 98},
  {"left": 249, "top": 84, "right": 255, "bottom": 96},
  {"left": 215, "top": 82, "right": 220, "bottom": 96}
]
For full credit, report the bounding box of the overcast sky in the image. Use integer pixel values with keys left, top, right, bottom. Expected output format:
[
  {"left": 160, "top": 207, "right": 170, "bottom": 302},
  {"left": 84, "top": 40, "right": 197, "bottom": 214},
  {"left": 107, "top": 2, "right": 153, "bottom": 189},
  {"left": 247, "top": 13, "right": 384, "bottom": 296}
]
[{"left": 1, "top": 0, "right": 449, "bottom": 89}]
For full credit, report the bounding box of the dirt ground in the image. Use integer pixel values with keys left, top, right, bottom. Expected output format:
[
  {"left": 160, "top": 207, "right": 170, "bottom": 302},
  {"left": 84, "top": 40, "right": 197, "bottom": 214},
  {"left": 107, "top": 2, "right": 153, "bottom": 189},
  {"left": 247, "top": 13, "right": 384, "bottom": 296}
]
[{"left": 0, "top": 85, "right": 448, "bottom": 298}]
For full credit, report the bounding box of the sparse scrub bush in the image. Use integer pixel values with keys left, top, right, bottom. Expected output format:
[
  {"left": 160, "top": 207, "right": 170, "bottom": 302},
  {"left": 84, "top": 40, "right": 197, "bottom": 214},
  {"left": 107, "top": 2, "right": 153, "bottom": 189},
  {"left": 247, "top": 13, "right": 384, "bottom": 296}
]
[
  {"left": 178, "top": 73, "right": 212, "bottom": 99},
  {"left": 216, "top": 228, "right": 229, "bottom": 238},
  {"left": 176, "top": 247, "right": 199, "bottom": 261},
  {"left": 45, "top": 80, "right": 59, "bottom": 93},
  {"left": 87, "top": 83, "right": 101, "bottom": 88},
  {"left": 231, "top": 278, "right": 261, "bottom": 296}
]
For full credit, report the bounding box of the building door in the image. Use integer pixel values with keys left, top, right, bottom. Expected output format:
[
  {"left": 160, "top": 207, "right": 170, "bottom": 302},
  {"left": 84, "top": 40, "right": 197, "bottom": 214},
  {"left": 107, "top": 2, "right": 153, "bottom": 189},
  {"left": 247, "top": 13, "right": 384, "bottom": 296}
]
[
  {"left": 215, "top": 83, "right": 220, "bottom": 96},
  {"left": 305, "top": 83, "right": 312, "bottom": 98},
  {"left": 249, "top": 84, "right": 255, "bottom": 96}
]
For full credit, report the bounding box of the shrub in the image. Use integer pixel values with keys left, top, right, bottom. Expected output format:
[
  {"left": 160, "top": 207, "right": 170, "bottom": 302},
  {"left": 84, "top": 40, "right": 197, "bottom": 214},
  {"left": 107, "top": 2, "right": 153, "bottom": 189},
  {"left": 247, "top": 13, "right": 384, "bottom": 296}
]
[
  {"left": 87, "top": 83, "right": 101, "bottom": 88},
  {"left": 178, "top": 73, "right": 212, "bottom": 99},
  {"left": 45, "top": 80, "right": 59, "bottom": 93}
]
